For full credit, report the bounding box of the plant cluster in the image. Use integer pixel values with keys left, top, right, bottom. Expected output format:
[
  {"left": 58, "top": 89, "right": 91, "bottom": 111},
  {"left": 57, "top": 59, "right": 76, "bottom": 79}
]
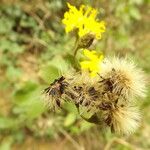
[{"left": 44, "top": 3, "right": 147, "bottom": 135}]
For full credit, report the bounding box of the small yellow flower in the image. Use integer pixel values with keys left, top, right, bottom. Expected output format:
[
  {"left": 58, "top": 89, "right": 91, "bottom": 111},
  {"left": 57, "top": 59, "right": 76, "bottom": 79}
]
[
  {"left": 80, "top": 49, "right": 104, "bottom": 77},
  {"left": 62, "top": 3, "right": 106, "bottom": 39}
]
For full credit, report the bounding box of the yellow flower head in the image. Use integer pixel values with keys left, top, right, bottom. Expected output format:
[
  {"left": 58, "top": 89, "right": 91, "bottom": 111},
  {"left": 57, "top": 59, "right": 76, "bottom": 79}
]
[
  {"left": 62, "top": 3, "right": 106, "bottom": 39},
  {"left": 80, "top": 49, "right": 104, "bottom": 77}
]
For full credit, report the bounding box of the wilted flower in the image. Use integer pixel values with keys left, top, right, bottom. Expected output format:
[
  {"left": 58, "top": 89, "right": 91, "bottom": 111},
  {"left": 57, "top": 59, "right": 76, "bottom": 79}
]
[{"left": 62, "top": 3, "right": 106, "bottom": 39}]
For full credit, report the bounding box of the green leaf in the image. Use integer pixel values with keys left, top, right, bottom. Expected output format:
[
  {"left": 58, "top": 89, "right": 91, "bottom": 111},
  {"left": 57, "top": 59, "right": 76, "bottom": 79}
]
[
  {"left": 13, "top": 81, "right": 38, "bottom": 104},
  {"left": 6, "top": 66, "right": 22, "bottom": 82},
  {"left": 64, "top": 113, "right": 77, "bottom": 127},
  {"left": 0, "top": 39, "right": 25, "bottom": 53},
  {"left": 2, "top": 5, "right": 22, "bottom": 17},
  {"left": 50, "top": 56, "right": 69, "bottom": 72},
  {"left": 13, "top": 81, "right": 45, "bottom": 120},
  {"left": 0, "top": 137, "right": 13, "bottom": 150},
  {"left": 0, "top": 117, "right": 18, "bottom": 130},
  {"left": 20, "top": 15, "right": 37, "bottom": 28},
  {"left": 0, "top": 17, "right": 14, "bottom": 34},
  {"left": 39, "top": 64, "right": 60, "bottom": 83},
  {"left": 0, "top": 80, "right": 10, "bottom": 90},
  {"left": 69, "top": 126, "right": 80, "bottom": 135},
  {"left": 63, "top": 102, "right": 78, "bottom": 114},
  {"left": 129, "top": 7, "right": 141, "bottom": 20},
  {"left": 80, "top": 120, "right": 93, "bottom": 132}
]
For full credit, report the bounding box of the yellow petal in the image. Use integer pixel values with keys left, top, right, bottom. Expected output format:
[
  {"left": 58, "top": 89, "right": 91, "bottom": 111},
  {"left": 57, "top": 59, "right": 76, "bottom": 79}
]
[
  {"left": 83, "top": 49, "right": 98, "bottom": 60},
  {"left": 90, "top": 71, "right": 97, "bottom": 77},
  {"left": 80, "top": 61, "right": 91, "bottom": 69},
  {"left": 80, "top": 49, "right": 104, "bottom": 78},
  {"left": 62, "top": 3, "right": 106, "bottom": 39}
]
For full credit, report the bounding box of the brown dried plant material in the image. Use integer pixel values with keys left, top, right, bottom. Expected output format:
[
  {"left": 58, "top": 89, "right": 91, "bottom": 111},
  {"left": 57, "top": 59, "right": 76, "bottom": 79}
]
[{"left": 44, "top": 57, "right": 147, "bottom": 135}]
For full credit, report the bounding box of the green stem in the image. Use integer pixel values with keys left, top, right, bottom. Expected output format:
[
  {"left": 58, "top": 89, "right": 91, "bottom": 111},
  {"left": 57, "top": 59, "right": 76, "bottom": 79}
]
[{"left": 73, "top": 36, "right": 79, "bottom": 57}]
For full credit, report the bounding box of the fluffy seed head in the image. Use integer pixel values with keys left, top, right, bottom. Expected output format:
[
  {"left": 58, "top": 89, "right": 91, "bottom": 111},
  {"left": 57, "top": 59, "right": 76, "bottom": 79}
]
[
  {"left": 101, "top": 57, "right": 146, "bottom": 99},
  {"left": 105, "top": 106, "right": 141, "bottom": 135}
]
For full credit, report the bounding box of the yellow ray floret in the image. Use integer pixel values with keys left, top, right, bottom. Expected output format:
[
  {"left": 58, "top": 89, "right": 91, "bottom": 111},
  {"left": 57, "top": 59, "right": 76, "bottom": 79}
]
[
  {"left": 62, "top": 3, "right": 106, "bottom": 39},
  {"left": 80, "top": 49, "right": 104, "bottom": 77}
]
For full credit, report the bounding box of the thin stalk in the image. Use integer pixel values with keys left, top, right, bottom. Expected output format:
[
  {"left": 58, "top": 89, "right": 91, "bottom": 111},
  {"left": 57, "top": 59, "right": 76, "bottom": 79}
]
[{"left": 73, "top": 36, "right": 80, "bottom": 57}]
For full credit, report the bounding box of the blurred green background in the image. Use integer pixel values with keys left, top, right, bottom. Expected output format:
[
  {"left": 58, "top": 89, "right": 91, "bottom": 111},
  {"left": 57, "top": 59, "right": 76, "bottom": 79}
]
[{"left": 0, "top": 0, "right": 150, "bottom": 150}]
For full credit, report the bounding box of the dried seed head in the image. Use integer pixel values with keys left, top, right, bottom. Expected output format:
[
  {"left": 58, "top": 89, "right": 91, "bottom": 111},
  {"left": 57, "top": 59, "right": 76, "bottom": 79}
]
[
  {"left": 64, "top": 72, "right": 99, "bottom": 112},
  {"left": 43, "top": 56, "right": 147, "bottom": 135},
  {"left": 101, "top": 57, "right": 147, "bottom": 99},
  {"left": 44, "top": 76, "right": 69, "bottom": 110},
  {"left": 105, "top": 106, "right": 141, "bottom": 135}
]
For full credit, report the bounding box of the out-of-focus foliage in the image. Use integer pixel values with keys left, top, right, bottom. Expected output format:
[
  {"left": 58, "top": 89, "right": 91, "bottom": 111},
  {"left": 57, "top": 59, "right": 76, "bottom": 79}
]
[{"left": 0, "top": 0, "right": 149, "bottom": 149}]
